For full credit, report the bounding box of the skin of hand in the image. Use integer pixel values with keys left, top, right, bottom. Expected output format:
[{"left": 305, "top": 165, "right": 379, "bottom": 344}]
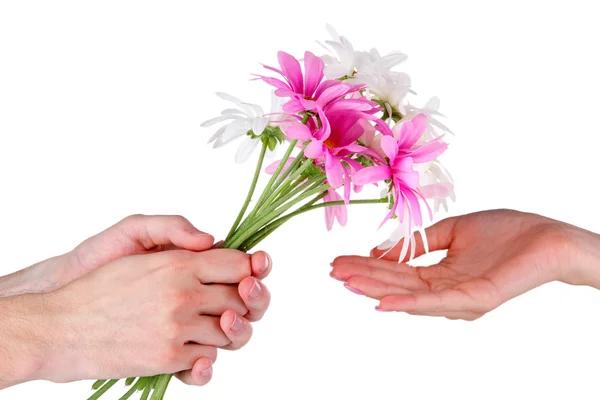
[
  {"left": 0, "top": 247, "right": 271, "bottom": 389},
  {"left": 0, "top": 214, "right": 223, "bottom": 296},
  {"left": 0, "top": 215, "right": 272, "bottom": 388},
  {"left": 331, "top": 209, "right": 600, "bottom": 321}
]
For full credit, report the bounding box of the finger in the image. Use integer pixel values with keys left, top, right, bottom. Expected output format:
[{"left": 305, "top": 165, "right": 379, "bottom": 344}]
[
  {"left": 175, "top": 357, "right": 214, "bottom": 386},
  {"left": 177, "top": 344, "right": 217, "bottom": 371},
  {"left": 184, "top": 316, "right": 230, "bottom": 347},
  {"left": 376, "top": 289, "right": 476, "bottom": 313},
  {"left": 189, "top": 249, "right": 251, "bottom": 284},
  {"left": 74, "top": 214, "right": 214, "bottom": 269},
  {"left": 197, "top": 285, "right": 248, "bottom": 316},
  {"left": 371, "top": 216, "right": 458, "bottom": 261},
  {"left": 250, "top": 251, "right": 272, "bottom": 280},
  {"left": 343, "top": 276, "right": 414, "bottom": 300},
  {"left": 220, "top": 310, "right": 253, "bottom": 350},
  {"left": 118, "top": 214, "right": 215, "bottom": 252},
  {"left": 238, "top": 276, "right": 271, "bottom": 322},
  {"left": 331, "top": 255, "right": 418, "bottom": 275},
  {"left": 330, "top": 264, "right": 428, "bottom": 291}
]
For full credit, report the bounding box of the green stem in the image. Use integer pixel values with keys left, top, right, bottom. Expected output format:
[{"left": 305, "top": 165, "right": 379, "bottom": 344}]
[
  {"left": 249, "top": 140, "right": 298, "bottom": 214},
  {"left": 87, "top": 379, "right": 119, "bottom": 400},
  {"left": 150, "top": 374, "right": 172, "bottom": 400},
  {"left": 224, "top": 142, "right": 268, "bottom": 243},
  {"left": 119, "top": 378, "right": 142, "bottom": 400},
  {"left": 227, "top": 180, "right": 330, "bottom": 249},
  {"left": 240, "top": 197, "right": 385, "bottom": 251},
  {"left": 261, "top": 151, "right": 308, "bottom": 209},
  {"left": 239, "top": 192, "right": 327, "bottom": 252},
  {"left": 140, "top": 377, "right": 157, "bottom": 400}
]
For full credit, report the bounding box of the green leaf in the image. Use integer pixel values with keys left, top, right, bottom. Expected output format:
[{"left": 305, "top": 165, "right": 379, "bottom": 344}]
[
  {"left": 125, "top": 377, "right": 135, "bottom": 386},
  {"left": 267, "top": 136, "right": 277, "bottom": 151}
]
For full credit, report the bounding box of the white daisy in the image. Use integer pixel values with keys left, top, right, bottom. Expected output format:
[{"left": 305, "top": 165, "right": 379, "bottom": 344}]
[{"left": 201, "top": 92, "right": 285, "bottom": 163}]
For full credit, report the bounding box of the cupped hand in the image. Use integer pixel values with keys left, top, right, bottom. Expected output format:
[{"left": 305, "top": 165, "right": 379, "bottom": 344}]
[
  {"left": 331, "top": 209, "right": 596, "bottom": 320},
  {"left": 39, "top": 247, "right": 271, "bottom": 385}
]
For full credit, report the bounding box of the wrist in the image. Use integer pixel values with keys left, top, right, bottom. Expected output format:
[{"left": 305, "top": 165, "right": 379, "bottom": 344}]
[
  {"left": 0, "top": 294, "right": 54, "bottom": 388},
  {"left": 558, "top": 224, "right": 600, "bottom": 290},
  {"left": 0, "top": 254, "right": 70, "bottom": 297}
]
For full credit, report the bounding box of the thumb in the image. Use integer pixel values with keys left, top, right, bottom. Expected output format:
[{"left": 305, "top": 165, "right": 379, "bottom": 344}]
[{"left": 73, "top": 214, "right": 215, "bottom": 269}]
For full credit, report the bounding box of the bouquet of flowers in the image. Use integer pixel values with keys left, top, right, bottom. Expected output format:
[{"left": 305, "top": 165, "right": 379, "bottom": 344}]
[{"left": 87, "top": 25, "right": 454, "bottom": 400}]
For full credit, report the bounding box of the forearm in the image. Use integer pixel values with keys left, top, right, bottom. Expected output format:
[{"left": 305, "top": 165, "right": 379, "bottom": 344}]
[
  {"left": 0, "top": 294, "right": 51, "bottom": 389},
  {"left": 0, "top": 255, "right": 67, "bottom": 297}
]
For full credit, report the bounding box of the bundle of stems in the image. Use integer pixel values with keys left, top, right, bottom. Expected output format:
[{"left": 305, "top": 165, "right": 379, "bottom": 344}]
[{"left": 88, "top": 138, "right": 384, "bottom": 400}]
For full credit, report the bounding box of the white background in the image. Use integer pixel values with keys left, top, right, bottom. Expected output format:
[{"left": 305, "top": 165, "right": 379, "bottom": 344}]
[{"left": 1, "top": 1, "right": 599, "bottom": 399}]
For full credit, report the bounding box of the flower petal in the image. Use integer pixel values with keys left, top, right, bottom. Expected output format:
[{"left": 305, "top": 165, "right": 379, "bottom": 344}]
[
  {"left": 235, "top": 137, "right": 259, "bottom": 164},
  {"left": 380, "top": 135, "right": 398, "bottom": 160},
  {"left": 303, "top": 51, "right": 324, "bottom": 97},
  {"left": 352, "top": 166, "right": 391, "bottom": 186},
  {"left": 277, "top": 51, "right": 303, "bottom": 94}
]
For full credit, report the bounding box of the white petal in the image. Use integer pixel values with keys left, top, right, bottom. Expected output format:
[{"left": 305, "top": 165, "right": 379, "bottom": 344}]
[
  {"left": 326, "top": 23, "right": 340, "bottom": 41},
  {"left": 200, "top": 114, "right": 237, "bottom": 127},
  {"left": 221, "top": 108, "right": 245, "bottom": 115},
  {"left": 235, "top": 137, "right": 259, "bottom": 164},
  {"left": 216, "top": 92, "right": 255, "bottom": 116},
  {"left": 221, "top": 120, "right": 250, "bottom": 143},
  {"left": 208, "top": 125, "right": 227, "bottom": 144},
  {"left": 252, "top": 117, "right": 267, "bottom": 135},
  {"left": 424, "top": 96, "right": 440, "bottom": 111}
]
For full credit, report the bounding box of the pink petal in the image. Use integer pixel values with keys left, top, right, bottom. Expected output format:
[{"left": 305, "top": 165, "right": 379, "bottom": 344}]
[
  {"left": 305, "top": 140, "right": 325, "bottom": 159},
  {"left": 277, "top": 51, "right": 303, "bottom": 94},
  {"left": 342, "top": 163, "right": 351, "bottom": 204},
  {"left": 265, "top": 158, "right": 295, "bottom": 174},
  {"left": 316, "top": 84, "right": 350, "bottom": 107},
  {"left": 314, "top": 80, "right": 343, "bottom": 99},
  {"left": 303, "top": 51, "right": 324, "bottom": 97},
  {"left": 397, "top": 113, "right": 428, "bottom": 149},
  {"left": 259, "top": 76, "right": 291, "bottom": 93},
  {"left": 352, "top": 166, "right": 392, "bottom": 186},
  {"left": 420, "top": 182, "right": 454, "bottom": 198},
  {"left": 285, "top": 123, "right": 313, "bottom": 141},
  {"left": 380, "top": 135, "right": 399, "bottom": 160},
  {"left": 404, "top": 189, "right": 423, "bottom": 227},
  {"left": 410, "top": 140, "right": 448, "bottom": 163},
  {"left": 325, "top": 153, "right": 344, "bottom": 189}
]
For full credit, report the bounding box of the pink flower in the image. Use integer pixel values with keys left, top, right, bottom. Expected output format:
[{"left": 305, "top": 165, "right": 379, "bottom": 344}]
[
  {"left": 286, "top": 110, "right": 375, "bottom": 202},
  {"left": 353, "top": 114, "right": 448, "bottom": 228},
  {"left": 260, "top": 51, "right": 386, "bottom": 139},
  {"left": 323, "top": 188, "right": 347, "bottom": 231}
]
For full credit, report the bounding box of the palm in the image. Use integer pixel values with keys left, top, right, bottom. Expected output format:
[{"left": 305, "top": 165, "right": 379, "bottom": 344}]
[{"left": 332, "top": 210, "right": 569, "bottom": 320}]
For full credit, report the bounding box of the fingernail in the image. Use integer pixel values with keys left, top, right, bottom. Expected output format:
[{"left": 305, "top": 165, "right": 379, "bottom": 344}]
[
  {"left": 329, "top": 262, "right": 334, "bottom": 267},
  {"left": 248, "top": 279, "right": 262, "bottom": 299},
  {"left": 344, "top": 284, "right": 364, "bottom": 295},
  {"left": 260, "top": 253, "right": 271, "bottom": 274},
  {"left": 375, "top": 306, "right": 391, "bottom": 312},
  {"left": 212, "top": 240, "right": 224, "bottom": 248},
  {"left": 329, "top": 271, "right": 344, "bottom": 282},
  {"left": 200, "top": 365, "right": 212, "bottom": 377},
  {"left": 230, "top": 314, "right": 244, "bottom": 333}
]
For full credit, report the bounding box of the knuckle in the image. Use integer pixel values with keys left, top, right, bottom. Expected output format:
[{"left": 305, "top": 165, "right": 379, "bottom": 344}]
[
  {"left": 162, "top": 320, "right": 185, "bottom": 342},
  {"left": 122, "top": 213, "right": 145, "bottom": 226},
  {"left": 170, "top": 214, "right": 191, "bottom": 226}
]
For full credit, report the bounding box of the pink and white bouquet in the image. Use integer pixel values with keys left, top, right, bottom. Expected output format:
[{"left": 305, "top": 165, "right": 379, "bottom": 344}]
[{"left": 88, "top": 25, "right": 454, "bottom": 400}]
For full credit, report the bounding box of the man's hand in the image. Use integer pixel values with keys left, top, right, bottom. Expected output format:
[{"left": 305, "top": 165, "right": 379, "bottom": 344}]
[
  {"left": 1, "top": 247, "right": 271, "bottom": 387},
  {"left": 0, "top": 215, "right": 216, "bottom": 296}
]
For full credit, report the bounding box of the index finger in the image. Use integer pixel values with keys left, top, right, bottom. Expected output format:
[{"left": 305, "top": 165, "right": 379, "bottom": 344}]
[{"left": 187, "top": 249, "right": 251, "bottom": 284}]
